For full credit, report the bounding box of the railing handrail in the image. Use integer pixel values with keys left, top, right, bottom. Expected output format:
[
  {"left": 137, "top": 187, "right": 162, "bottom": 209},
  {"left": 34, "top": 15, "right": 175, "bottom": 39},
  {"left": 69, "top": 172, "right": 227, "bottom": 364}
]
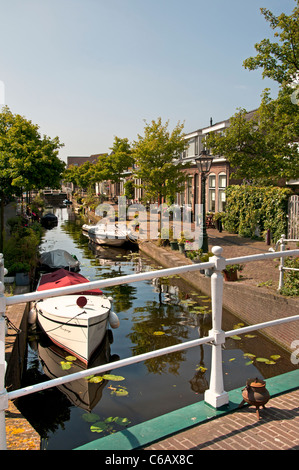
[
  {"left": 0, "top": 245, "right": 298, "bottom": 450},
  {"left": 5, "top": 249, "right": 298, "bottom": 306}
]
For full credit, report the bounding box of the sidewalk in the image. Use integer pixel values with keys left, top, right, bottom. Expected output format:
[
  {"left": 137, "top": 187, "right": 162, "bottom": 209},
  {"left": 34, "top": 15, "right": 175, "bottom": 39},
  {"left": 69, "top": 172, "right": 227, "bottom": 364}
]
[{"left": 145, "top": 388, "right": 299, "bottom": 451}]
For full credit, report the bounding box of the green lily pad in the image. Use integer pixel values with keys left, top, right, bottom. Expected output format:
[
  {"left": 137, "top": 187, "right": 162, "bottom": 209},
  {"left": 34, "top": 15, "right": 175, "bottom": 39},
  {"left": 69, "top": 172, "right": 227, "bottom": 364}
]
[
  {"left": 60, "top": 361, "right": 73, "bottom": 370},
  {"left": 270, "top": 355, "right": 281, "bottom": 360},
  {"left": 82, "top": 413, "right": 100, "bottom": 423},
  {"left": 243, "top": 353, "right": 256, "bottom": 358},
  {"left": 90, "top": 421, "right": 109, "bottom": 433},
  {"left": 102, "top": 374, "right": 125, "bottom": 381}
]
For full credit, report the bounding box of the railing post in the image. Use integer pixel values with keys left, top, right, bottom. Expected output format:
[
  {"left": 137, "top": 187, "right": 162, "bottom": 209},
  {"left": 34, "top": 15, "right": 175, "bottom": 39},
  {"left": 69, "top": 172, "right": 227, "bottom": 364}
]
[
  {"left": 204, "top": 246, "right": 229, "bottom": 408},
  {"left": 0, "top": 253, "right": 8, "bottom": 284},
  {"left": 278, "top": 234, "right": 286, "bottom": 291},
  {"left": 0, "top": 275, "right": 8, "bottom": 450}
]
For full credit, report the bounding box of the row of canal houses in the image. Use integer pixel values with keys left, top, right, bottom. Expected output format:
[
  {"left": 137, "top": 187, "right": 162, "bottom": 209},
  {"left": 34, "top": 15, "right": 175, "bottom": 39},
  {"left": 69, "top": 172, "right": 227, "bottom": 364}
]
[{"left": 66, "top": 111, "right": 299, "bottom": 219}]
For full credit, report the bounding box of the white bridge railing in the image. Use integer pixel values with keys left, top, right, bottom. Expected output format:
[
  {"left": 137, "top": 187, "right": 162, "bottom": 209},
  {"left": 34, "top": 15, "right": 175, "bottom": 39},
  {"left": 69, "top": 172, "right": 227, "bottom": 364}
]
[{"left": 0, "top": 244, "right": 299, "bottom": 450}]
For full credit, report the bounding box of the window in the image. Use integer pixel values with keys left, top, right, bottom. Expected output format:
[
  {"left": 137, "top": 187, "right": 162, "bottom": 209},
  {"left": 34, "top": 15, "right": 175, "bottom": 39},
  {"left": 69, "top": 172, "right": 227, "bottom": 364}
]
[
  {"left": 218, "top": 173, "right": 227, "bottom": 212},
  {"left": 208, "top": 174, "right": 216, "bottom": 212}
]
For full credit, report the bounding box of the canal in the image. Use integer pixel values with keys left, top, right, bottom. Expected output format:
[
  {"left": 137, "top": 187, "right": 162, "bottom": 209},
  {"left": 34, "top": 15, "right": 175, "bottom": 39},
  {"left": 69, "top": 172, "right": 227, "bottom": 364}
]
[{"left": 17, "top": 207, "right": 296, "bottom": 450}]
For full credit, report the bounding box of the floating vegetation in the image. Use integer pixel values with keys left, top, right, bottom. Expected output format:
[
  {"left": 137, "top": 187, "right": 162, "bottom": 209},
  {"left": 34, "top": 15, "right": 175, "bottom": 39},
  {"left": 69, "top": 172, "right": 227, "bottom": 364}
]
[
  {"left": 231, "top": 335, "right": 242, "bottom": 340},
  {"left": 196, "top": 365, "right": 207, "bottom": 372},
  {"left": 233, "top": 322, "right": 244, "bottom": 329},
  {"left": 82, "top": 414, "right": 131, "bottom": 434},
  {"left": 153, "top": 331, "right": 165, "bottom": 336},
  {"left": 85, "top": 374, "right": 125, "bottom": 383},
  {"left": 242, "top": 353, "right": 281, "bottom": 366},
  {"left": 109, "top": 385, "right": 129, "bottom": 396},
  {"left": 60, "top": 355, "right": 77, "bottom": 370}
]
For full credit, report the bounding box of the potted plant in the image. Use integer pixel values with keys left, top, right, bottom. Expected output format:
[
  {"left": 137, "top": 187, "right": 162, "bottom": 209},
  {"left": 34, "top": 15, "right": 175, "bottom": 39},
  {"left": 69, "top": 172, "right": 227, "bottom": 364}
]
[
  {"left": 9, "top": 261, "right": 31, "bottom": 286},
  {"left": 169, "top": 228, "right": 178, "bottom": 250},
  {"left": 214, "top": 212, "right": 225, "bottom": 232},
  {"left": 177, "top": 232, "right": 186, "bottom": 254},
  {"left": 223, "top": 264, "right": 244, "bottom": 281}
]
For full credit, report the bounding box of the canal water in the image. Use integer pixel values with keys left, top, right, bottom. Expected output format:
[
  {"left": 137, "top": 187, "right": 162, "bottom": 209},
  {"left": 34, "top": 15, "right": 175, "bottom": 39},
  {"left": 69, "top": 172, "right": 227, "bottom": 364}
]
[{"left": 17, "top": 207, "right": 296, "bottom": 450}]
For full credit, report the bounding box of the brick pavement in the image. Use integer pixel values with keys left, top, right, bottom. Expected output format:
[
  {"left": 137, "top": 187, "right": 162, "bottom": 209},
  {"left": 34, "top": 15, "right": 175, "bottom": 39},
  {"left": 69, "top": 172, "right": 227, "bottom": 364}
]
[{"left": 145, "top": 389, "right": 299, "bottom": 451}]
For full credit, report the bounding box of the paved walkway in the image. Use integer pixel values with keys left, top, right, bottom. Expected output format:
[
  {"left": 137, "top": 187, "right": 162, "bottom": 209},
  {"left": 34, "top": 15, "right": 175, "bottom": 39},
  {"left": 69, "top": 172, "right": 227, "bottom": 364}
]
[{"left": 145, "top": 388, "right": 299, "bottom": 451}]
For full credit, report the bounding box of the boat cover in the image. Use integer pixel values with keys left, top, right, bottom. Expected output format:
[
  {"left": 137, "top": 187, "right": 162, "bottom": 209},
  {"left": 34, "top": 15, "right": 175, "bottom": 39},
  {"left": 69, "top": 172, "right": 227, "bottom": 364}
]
[
  {"left": 37, "top": 268, "right": 103, "bottom": 295},
  {"left": 40, "top": 249, "right": 80, "bottom": 270}
]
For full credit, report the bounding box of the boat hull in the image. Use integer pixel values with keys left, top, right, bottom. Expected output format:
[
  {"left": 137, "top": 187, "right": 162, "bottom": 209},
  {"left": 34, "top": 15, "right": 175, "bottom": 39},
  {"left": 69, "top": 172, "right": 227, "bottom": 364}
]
[
  {"left": 36, "top": 294, "right": 111, "bottom": 364},
  {"left": 83, "top": 223, "right": 136, "bottom": 247}
]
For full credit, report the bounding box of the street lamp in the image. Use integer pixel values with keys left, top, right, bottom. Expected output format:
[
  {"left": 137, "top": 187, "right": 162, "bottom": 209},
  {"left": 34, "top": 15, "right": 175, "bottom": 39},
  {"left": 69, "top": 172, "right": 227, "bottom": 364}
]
[{"left": 195, "top": 150, "right": 213, "bottom": 253}]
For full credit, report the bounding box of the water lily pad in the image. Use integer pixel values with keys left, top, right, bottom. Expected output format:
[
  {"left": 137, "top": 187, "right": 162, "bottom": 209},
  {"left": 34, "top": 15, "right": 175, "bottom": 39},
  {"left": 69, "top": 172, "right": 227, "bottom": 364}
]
[
  {"left": 88, "top": 375, "right": 104, "bottom": 383},
  {"left": 153, "top": 331, "right": 165, "bottom": 335},
  {"left": 90, "top": 421, "right": 109, "bottom": 433},
  {"left": 256, "top": 357, "right": 269, "bottom": 362},
  {"left": 231, "top": 335, "right": 242, "bottom": 340},
  {"left": 265, "top": 360, "right": 276, "bottom": 365},
  {"left": 102, "top": 374, "right": 125, "bottom": 381},
  {"left": 270, "top": 355, "right": 281, "bottom": 361},
  {"left": 65, "top": 355, "right": 77, "bottom": 362},
  {"left": 112, "top": 387, "right": 128, "bottom": 397},
  {"left": 82, "top": 413, "right": 100, "bottom": 423},
  {"left": 245, "top": 334, "right": 257, "bottom": 338},
  {"left": 60, "top": 361, "right": 73, "bottom": 370},
  {"left": 243, "top": 353, "right": 256, "bottom": 358}
]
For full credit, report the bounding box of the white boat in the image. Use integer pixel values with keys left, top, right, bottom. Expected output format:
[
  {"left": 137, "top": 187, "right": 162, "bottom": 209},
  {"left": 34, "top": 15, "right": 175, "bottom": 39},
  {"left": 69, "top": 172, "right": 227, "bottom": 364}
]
[
  {"left": 32, "top": 269, "right": 120, "bottom": 364},
  {"left": 82, "top": 223, "right": 137, "bottom": 247}
]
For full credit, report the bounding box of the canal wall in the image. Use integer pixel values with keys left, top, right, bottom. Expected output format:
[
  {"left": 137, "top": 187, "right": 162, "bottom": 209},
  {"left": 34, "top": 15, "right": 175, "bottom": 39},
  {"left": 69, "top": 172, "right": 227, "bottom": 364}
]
[{"left": 139, "top": 240, "right": 299, "bottom": 354}]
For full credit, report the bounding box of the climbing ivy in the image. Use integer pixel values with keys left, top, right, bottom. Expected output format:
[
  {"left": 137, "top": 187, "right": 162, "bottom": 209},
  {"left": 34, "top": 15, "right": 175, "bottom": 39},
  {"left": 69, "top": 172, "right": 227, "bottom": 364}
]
[{"left": 224, "top": 185, "right": 292, "bottom": 241}]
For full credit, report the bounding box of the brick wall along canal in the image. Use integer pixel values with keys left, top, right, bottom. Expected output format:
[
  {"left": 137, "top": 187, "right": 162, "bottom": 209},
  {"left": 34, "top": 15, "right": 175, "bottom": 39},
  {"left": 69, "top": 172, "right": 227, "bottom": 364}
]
[{"left": 16, "top": 207, "right": 297, "bottom": 450}]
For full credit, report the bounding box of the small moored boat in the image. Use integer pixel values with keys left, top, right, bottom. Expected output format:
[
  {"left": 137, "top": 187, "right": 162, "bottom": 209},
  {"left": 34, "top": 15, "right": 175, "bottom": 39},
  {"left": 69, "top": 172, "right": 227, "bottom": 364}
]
[
  {"left": 41, "top": 213, "right": 58, "bottom": 229},
  {"left": 39, "top": 249, "right": 81, "bottom": 272},
  {"left": 82, "top": 223, "right": 137, "bottom": 247},
  {"left": 32, "top": 269, "right": 119, "bottom": 364}
]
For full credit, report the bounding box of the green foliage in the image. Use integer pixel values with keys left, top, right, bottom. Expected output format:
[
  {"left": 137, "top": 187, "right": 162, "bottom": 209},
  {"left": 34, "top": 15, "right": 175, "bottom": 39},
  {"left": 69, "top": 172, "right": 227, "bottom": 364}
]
[
  {"left": 124, "top": 179, "right": 135, "bottom": 199},
  {"left": 243, "top": 4, "right": 299, "bottom": 86},
  {"left": 3, "top": 217, "right": 43, "bottom": 275},
  {"left": 0, "top": 106, "right": 65, "bottom": 194},
  {"left": 280, "top": 256, "right": 299, "bottom": 296},
  {"left": 133, "top": 117, "right": 188, "bottom": 204},
  {"left": 224, "top": 185, "right": 292, "bottom": 241}
]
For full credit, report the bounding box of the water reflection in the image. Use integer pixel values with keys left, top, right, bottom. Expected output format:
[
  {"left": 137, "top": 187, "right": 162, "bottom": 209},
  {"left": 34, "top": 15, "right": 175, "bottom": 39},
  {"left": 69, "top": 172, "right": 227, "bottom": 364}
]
[{"left": 38, "top": 331, "right": 119, "bottom": 412}]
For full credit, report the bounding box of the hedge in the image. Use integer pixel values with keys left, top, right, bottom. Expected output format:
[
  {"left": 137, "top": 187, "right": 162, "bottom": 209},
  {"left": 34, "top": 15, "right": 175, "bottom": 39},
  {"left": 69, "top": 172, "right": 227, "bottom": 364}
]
[{"left": 224, "top": 185, "right": 292, "bottom": 241}]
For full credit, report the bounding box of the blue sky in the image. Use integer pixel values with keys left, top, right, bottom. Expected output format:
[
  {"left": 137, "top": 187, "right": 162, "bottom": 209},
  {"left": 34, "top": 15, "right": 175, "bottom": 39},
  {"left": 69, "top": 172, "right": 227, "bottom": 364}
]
[{"left": 0, "top": 0, "right": 296, "bottom": 162}]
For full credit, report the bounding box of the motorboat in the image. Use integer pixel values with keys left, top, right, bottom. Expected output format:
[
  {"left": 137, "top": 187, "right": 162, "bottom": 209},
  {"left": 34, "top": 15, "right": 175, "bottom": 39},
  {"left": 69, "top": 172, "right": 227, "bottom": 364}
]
[
  {"left": 41, "top": 212, "right": 58, "bottom": 229},
  {"left": 39, "top": 249, "right": 81, "bottom": 272},
  {"left": 31, "top": 269, "right": 120, "bottom": 364},
  {"left": 82, "top": 223, "right": 137, "bottom": 247}
]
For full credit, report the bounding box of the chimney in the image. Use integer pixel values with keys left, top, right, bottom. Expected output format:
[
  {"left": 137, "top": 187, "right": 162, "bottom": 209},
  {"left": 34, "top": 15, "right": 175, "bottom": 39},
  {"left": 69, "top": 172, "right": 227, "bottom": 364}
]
[{"left": 210, "top": 117, "right": 213, "bottom": 126}]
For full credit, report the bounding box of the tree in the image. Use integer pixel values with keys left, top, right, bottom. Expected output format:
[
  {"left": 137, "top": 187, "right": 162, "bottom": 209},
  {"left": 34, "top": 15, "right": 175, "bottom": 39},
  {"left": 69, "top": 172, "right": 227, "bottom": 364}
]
[
  {"left": 0, "top": 106, "right": 64, "bottom": 251},
  {"left": 205, "top": 2, "right": 299, "bottom": 185},
  {"left": 64, "top": 161, "right": 97, "bottom": 192},
  {"left": 205, "top": 91, "right": 299, "bottom": 184},
  {"left": 243, "top": 2, "right": 299, "bottom": 87},
  {"left": 106, "top": 137, "right": 134, "bottom": 185},
  {"left": 132, "top": 118, "right": 187, "bottom": 205}
]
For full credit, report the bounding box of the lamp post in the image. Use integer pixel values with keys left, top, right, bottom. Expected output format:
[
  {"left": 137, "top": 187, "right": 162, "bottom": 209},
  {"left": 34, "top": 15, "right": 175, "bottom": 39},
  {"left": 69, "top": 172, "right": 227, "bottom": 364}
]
[{"left": 195, "top": 150, "right": 213, "bottom": 253}]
